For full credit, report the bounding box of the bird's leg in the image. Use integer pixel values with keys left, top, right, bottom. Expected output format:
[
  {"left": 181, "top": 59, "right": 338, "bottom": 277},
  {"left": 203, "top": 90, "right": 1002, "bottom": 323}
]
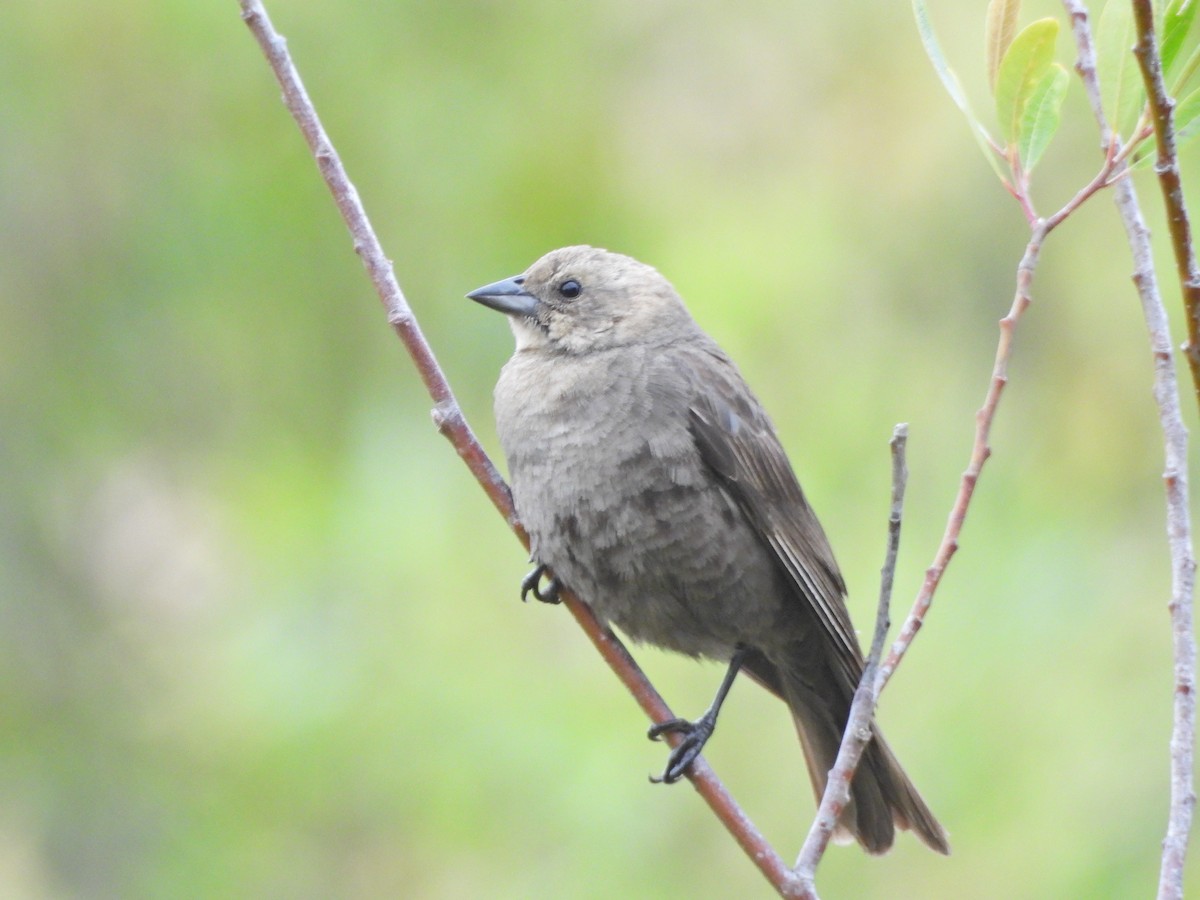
[
  {"left": 520, "top": 563, "right": 561, "bottom": 604},
  {"left": 648, "top": 646, "right": 748, "bottom": 784}
]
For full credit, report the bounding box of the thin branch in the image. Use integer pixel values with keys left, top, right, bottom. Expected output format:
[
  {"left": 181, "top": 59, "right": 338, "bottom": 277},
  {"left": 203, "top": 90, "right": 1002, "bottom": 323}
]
[
  {"left": 794, "top": 425, "right": 908, "bottom": 881},
  {"left": 1063, "top": 2, "right": 1114, "bottom": 148},
  {"left": 1116, "top": 171, "right": 1200, "bottom": 900},
  {"left": 235, "top": 1, "right": 803, "bottom": 896},
  {"left": 236, "top": 0, "right": 510, "bottom": 521},
  {"left": 1131, "top": 0, "right": 1200, "bottom": 406},
  {"left": 1060, "top": 4, "right": 1197, "bottom": 898},
  {"left": 1129, "top": 3, "right": 1200, "bottom": 893}
]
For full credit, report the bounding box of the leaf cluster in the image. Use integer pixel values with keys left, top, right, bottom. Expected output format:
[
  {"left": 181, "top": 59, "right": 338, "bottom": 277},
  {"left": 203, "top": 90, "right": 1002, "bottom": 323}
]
[{"left": 915, "top": 0, "right": 1200, "bottom": 188}]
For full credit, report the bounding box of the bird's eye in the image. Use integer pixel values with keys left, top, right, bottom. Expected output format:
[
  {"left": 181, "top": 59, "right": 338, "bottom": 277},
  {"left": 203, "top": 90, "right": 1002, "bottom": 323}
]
[{"left": 558, "top": 279, "right": 581, "bottom": 299}]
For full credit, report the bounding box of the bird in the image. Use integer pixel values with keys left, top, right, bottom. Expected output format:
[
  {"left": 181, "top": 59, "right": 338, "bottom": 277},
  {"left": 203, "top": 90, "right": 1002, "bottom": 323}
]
[{"left": 467, "top": 245, "right": 948, "bottom": 855}]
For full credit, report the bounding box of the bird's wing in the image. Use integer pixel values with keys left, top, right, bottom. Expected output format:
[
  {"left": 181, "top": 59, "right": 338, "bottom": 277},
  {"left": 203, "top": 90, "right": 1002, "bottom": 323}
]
[{"left": 683, "top": 345, "right": 864, "bottom": 679}]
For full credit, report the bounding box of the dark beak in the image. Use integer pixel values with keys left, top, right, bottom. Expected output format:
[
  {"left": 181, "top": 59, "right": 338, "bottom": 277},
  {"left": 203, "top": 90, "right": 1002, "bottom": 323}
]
[{"left": 467, "top": 275, "right": 538, "bottom": 317}]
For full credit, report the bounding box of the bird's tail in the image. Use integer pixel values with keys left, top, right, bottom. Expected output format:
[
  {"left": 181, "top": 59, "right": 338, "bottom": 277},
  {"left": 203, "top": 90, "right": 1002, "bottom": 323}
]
[{"left": 746, "top": 651, "right": 950, "bottom": 855}]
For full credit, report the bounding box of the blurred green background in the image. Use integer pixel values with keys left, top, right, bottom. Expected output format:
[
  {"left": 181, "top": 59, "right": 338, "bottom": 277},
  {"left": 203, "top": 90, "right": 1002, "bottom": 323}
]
[{"left": 3, "top": 1, "right": 1197, "bottom": 897}]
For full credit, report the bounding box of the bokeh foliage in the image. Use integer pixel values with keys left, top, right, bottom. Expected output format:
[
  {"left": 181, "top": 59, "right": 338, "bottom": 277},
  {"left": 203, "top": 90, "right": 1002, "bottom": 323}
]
[{"left": 2, "top": 1, "right": 1197, "bottom": 897}]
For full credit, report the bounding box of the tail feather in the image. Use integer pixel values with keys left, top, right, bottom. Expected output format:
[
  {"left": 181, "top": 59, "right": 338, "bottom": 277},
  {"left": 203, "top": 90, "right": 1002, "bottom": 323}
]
[
  {"left": 743, "top": 650, "right": 949, "bottom": 855},
  {"left": 866, "top": 729, "right": 950, "bottom": 854}
]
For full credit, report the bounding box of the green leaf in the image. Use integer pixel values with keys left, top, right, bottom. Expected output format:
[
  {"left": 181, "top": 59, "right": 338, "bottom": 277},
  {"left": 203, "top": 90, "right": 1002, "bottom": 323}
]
[
  {"left": 914, "top": 0, "right": 974, "bottom": 117},
  {"left": 1174, "top": 83, "right": 1200, "bottom": 142},
  {"left": 1018, "top": 64, "right": 1069, "bottom": 171},
  {"left": 995, "top": 18, "right": 1059, "bottom": 144},
  {"left": 912, "top": 0, "right": 1009, "bottom": 183},
  {"left": 986, "top": 0, "right": 1022, "bottom": 93},
  {"left": 1162, "top": 0, "right": 1199, "bottom": 77},
  {"left": 1171, "top": 38, "right": 1200, "bottom": 94},
  {"left": 1097, "top": 0, "right": 1148, "bottom": 136}
]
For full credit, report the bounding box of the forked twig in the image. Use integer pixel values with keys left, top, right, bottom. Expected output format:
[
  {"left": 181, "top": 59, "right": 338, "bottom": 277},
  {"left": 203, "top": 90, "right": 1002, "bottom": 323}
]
[{"left": 871, "top": 153, "right": 1117, "bottom": 701}]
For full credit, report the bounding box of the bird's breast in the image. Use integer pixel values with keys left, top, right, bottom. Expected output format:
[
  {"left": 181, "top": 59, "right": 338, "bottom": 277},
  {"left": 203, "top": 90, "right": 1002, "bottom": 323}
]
[{"left": 492, "top": 346, "right": 782, "bottom": 657}]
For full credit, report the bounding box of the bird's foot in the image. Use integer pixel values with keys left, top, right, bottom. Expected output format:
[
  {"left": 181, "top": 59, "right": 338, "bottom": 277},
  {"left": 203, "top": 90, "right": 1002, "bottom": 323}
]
[
  {"left": 520, "top": 564, "right": 561, "bottom": 604},
  {"left": 647, "top": 712, "right": 716, "bottom": 784}
]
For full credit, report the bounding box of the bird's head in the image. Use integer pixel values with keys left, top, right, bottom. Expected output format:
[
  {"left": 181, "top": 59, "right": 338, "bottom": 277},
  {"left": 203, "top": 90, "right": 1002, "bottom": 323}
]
[{"left": 468, "top": 246, "right": 694, "bottom": 354}]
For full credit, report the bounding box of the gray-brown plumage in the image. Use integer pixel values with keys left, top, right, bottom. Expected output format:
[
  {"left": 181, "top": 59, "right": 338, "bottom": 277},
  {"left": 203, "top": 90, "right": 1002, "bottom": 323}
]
[{"left": 468, "top": 246, "right": 948, "bottom": 855}]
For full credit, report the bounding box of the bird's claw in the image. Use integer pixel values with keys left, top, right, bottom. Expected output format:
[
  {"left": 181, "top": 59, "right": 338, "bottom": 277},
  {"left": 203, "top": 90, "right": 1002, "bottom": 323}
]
[
  {"left": 647, "top": 715, "right": 715, "bottom": 784},
  {"left": 520, "top": 564, "right": 561, "bottom": 604}
]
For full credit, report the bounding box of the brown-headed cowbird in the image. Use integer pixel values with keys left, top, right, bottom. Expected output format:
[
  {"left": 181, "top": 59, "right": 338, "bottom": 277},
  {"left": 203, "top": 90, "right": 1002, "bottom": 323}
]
[{"left": 468, "top": 246, "right": 948, "bottom": 855}]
